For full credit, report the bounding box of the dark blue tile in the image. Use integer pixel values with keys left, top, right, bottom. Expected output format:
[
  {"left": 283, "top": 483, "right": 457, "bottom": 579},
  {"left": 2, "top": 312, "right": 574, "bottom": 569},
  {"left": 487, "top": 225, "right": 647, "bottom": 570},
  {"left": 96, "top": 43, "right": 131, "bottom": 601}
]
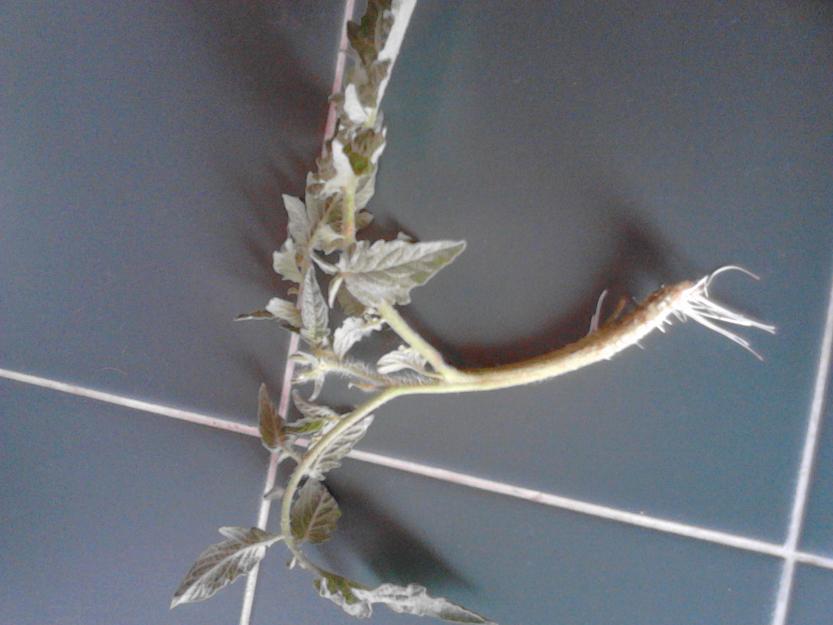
[
  {"left": 0, "top": 379, "right": 271, "bottom": 625},
  {"left": 0, "top": 1, "right": 343, "bottom": 422},
  {"left": 788, "top": 565, "right": 833, "bottom": 625},
  {"left": 318, "top": 0, "right": 833, "bottom": 541},
  {"left": 800, "top": 386, "right": 833, "bottom": 556},
  {"left": 252, "top": 459, "right": 780, "bottom": 625}
]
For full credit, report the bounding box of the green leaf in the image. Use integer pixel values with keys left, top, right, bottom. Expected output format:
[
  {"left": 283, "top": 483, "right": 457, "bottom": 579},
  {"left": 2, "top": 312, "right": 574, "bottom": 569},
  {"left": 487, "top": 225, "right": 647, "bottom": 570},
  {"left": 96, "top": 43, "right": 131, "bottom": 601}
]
[
  {"left": 333, "top": 315, "right": 385, "bottom": 359},
  {"left": 257, "top": 384, "right": 283, "bottom": 451},
  {"left": 355, "top": 583, "right": 496, "bottom": 624},
  {"left": 292, "top": 390, "right": 340, "bottom": 421},
  {"left": 234, "top": 309, "right": 274, "bottom": 321},
  {"left": 315, "top": 574, "right": 496, "bottom": 624},
  {"left": 234, "top": 299, "right": 301, "bottom": 333},
  {"left": 377, "top": 345, "right": 430, "bottom": 376},
  {"left": 283, "top": 391, "right": 336, "bottom": 438},
  {"left": 307, "top": 414, "right": 375, "bottom": 479},
  {"left": 315, "top": 572, "right": 370, "bottom": 618},
  {"left": 345, "top": 0, "right": 392, "bottom": 65},
  {"left": 301, "top": 269, "right": 329, "bottom": 347},
  {"left": 337, "top": 239, "right": 466, "bottom": 306},
  {"left": 266, "top": 297, "right": 302, "bottom": 328},
  {"left": 290, "top": 352, "right": 327, "bottom": 400},
  {"left": 337, "top": 285, "right": 367, "bottom": 317},
  {"left": 283, "top": 418, "right": 326, "bottom": 436},
  {"left": 345, "top": 145, "right": 370, "bottom": 175},
  {"left": 283, "top": 194, "right": 310, "bottom": 247},
  {"left": 291, "top": 480, "right": 341, "bottom": 544},
  {"left": 273, "top": 239, "right": 302, "bottom": 283},
  {"left": 170, "top": 527, "right": 282, "bottom": 608}
]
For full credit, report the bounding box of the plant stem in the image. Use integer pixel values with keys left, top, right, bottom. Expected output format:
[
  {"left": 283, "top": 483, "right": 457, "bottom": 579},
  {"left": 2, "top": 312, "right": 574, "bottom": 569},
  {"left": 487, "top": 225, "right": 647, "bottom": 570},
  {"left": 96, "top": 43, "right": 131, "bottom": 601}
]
[
  {"left": 341, "top": 186, "right": 357, "bottom": 245},
  {"left": 280, "top": 387, "right": 403, "bottom": 569},
  {"left": 318, "top": 352, "right": 402, "bottom": 388},
  {"left": 376, "top": 301, "right": 464, "bottom": 381},
  {"left": 280, "top": 282, "right": 699, "bottom": 574}
]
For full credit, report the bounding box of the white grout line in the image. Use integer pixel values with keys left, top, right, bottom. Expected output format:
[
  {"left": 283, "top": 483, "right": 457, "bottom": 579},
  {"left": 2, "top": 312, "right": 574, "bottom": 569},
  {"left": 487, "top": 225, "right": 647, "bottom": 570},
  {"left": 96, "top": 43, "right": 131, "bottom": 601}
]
[
  {"left": 794, "top": 550, "right": 833, "bottom": 572},
  {"left": 346, "top": 448, "right": 788, "bottom": 559},
  {"left": 237, "top": 1, "right": 357, "bottom": 623},
  {"left": 0, "top": 367, "right": 259, "bottom": 437},
  {"left": 5, "top": 363, "right": 833, "bottom": 574},
  {"left": 771, "top": 263, "right": 833, "bottom": 625},
  {"left": 239, "top": 452, "right": 281, "bottom": 625}
]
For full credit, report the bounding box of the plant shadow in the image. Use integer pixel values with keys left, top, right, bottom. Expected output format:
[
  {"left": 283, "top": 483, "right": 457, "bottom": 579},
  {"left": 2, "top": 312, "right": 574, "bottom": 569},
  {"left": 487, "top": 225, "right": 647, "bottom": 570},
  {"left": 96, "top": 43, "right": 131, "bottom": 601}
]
[
  {"left": 310, "top": 475, "right": 475, "bottom": 594},
  {"left": 184, "top": 0, "right": 335, "bottom": 290},
  {"left": 382, "top": 204, "right": 702, "bottom": 369}
]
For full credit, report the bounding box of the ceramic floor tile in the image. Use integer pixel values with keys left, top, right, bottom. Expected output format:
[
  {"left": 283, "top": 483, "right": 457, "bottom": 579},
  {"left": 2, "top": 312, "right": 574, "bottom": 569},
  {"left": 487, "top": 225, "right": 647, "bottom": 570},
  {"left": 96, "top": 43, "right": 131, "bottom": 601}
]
[
  {"left": 251, "top": 459, "right": 781, "bottom": 625},
  {"left": 800, "top": 386, "right": 833, "bottom": 556},
  {"left": 786, "top": 565, "right": 833, "bottom": 625},
  {"left": 307, "top": 0, "right": 833, "bottom": 542},
  {"left": 0, "top": 1, "right": 342, "bottom": 422},
  {"left": 0, "top": 378, "right": 270, "bottom": 625}
]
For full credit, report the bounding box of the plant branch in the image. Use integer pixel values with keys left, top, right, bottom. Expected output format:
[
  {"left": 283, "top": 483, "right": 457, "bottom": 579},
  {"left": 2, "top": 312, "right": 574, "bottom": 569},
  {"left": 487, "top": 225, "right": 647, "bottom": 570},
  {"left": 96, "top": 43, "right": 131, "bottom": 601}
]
[
  {"left": 318, "top": 351, "right": 401, "bottom": 388},
  {"left": 280, "top": 273, "right": 774, "bottom": 587},
  {"left": 376, "top": 301, "right": 463, "bottom": 381},
  {"left": 280, "top": 388, "right": 403, "bottom": 569}
]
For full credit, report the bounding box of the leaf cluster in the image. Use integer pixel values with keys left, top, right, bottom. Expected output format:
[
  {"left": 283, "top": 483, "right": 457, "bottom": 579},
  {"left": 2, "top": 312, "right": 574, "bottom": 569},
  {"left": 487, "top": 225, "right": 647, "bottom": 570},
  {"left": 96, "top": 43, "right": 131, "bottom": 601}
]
[{"left": 171, "top": 1, "right": 485, "bottom": 622}]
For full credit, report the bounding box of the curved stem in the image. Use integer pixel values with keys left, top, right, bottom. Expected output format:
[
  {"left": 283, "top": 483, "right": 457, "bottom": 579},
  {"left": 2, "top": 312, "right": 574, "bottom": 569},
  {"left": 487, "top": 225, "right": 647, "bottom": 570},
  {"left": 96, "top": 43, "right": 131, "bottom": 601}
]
[
  {"left": 376, "top": 301, "right": 464, "bottom": 381},
  {"left": 341, "top": 186, "right": 357, "bottom": 245},
  {"left": 281, "top": 278, "right": 771, "bottom": 577},
  {"left": 280, "top": 387, "right": 404, "bottom": 570},
  {"left": 280, "top": 283, "right": 686, "bottom": 572},
  {"left": 318, "top": 353, "right": 397, "bottom": 388}
]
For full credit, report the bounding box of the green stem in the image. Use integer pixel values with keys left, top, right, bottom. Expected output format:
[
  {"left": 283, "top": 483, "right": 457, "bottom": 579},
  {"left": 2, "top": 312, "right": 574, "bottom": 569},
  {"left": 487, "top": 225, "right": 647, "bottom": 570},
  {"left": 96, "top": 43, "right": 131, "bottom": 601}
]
[
  {"left": 280, "top": 387, "right": 404, "bottom": 571},
  {"left": 341, "top": 185, "right": 357, "bottom": 245},
  {"left": 318, "top": 352, "right": 402, "bottom": 388},
  {"left": 376, "top": 301, "right": 464, "bottom": 381},
  {"left": 280, "top": 282, "right": 687, "bottom": 574}
]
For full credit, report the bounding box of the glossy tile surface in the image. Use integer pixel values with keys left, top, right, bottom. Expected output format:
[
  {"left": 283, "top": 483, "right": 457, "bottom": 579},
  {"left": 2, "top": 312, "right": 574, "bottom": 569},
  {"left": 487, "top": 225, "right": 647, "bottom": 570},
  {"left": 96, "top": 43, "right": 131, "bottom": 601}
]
[
  {"left": 2, "top": 1, "right": 833, "bottom": 625},
  {"left": 788, "top": 566, "right": 833, "bottom": 625},
  {"left": 801, "top": 390, "right": 833, "bottom": 556},
  {"left": 0, "top": 1, "right": 341, "bottom": 421},
  {"left": 339, "top": 0, "right": 833, "bottom": 541},
  {"left": 0, "top": 379, "right": 270, "bottom": 625},
  {"left": 254, "top": 459, "right": 781, "bottom": 625}
]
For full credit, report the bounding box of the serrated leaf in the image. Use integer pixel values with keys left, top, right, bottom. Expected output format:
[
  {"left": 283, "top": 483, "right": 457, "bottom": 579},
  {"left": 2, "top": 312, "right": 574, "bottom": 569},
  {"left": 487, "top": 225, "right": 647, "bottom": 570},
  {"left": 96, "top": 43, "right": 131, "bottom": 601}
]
[
  {"left": 301, "top": 269, "right": 329, "bottom": 347},
  {"left": 283, "top": 194, "right": 310, "bottom": 246},
  {"left": 292, "top": 390, "right": 340, "bottom": 421},
  {"left": 291, "top": 480, "right": 341, "bottom": 544},
  {"left": 266, "top": 297, "right": 302, "bottom": 328},
  {"left": 315, "top": 572, "right": 371, "bottom": 618},
  {"left": 284, "top": 418, "right": 326, "bottom": 436},
  {"left": 234, "top": 309, "right": 274, "bottom": 321},
  {"left": 315, "top": 575, "right": 496, "bottom": 624},
  {"left": 315, "top": 223, "right": 345, "bottom": 254},
  {"left": 355, "top": 583, "right": 495, "bottom": 624},
  {"left": 291, "top": 352, "right": 327, "bottom": 401},
  {"left": 258, "top": 383, "right": 283, "bottom": 451},
  {"left": 333, "top": 316, "right": 384, "bottom": 359},
  {"left": 273, "top": 239, "right": 302, "bottom": 283},
  {"left": 170, "top": 527, "right": 282, "bottom": 608},
  {"left": 337, "top": 285, "right": 366, "bottom": 317},
  {"left": 234, "top": 300, "right": 301, "bottom": 333},
  {"left": 337, "top": 239, "right": 466, "bottom": 306},
  {"left": 342, "top": 83, "right": 372, "bottom": 125},
  {"left": 283, "top": 391, "right": 331, "bottom": 437},
  {"left": 307, "top": 414, "right": 375, "bottom": 479},
  {"left": 323, "top": 139, "right": 356, "bottom": 194},
  {"left": 377, "top": 345, "right": 429, "bottom": 375},
  {"left": 328, "top": 275, "right": 344, "bottom": 308}
]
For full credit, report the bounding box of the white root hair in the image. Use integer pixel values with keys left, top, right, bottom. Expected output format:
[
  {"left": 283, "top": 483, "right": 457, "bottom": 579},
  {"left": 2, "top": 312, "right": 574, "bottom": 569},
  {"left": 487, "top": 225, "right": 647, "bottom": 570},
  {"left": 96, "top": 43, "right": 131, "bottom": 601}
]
[{"left": 671, "top": 265, "right": 776, "bottom": 360}]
